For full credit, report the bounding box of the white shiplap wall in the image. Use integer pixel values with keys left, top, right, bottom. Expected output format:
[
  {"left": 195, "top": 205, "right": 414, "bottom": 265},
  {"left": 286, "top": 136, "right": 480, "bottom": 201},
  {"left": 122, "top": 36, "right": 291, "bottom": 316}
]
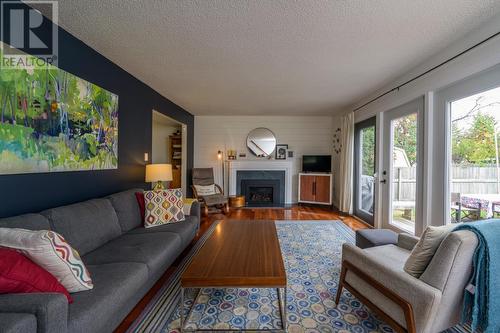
[{"left": 194, "top": 116, "right": 334, "bottom": 203}]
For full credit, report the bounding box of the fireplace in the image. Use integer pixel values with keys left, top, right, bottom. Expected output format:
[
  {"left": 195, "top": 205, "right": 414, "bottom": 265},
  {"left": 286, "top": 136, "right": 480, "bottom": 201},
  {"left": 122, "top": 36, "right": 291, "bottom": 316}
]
[
  {"left": 241, "top": 179, "right": 280, "bottom": 206},
  {"left": 237, "top": 170, "right": 285, "bottom": 207}
]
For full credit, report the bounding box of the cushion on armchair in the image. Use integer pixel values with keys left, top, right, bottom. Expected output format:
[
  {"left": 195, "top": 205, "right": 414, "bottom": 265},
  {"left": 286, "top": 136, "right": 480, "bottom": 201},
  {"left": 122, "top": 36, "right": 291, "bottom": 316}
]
[
  {"left": 194, "top": 184, "right": 217, "bottom": 196},
  {"left": 404, "top": 224, "right": 455, "bottom": 278},
  {"left": 202, "top": 193, "right": 228, "bottom": 206}
]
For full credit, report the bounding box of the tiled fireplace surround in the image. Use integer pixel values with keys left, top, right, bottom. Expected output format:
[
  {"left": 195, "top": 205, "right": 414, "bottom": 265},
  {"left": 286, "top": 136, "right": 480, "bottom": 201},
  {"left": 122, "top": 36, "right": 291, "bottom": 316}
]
[{"left": 228, "top": 160, "right": 293, "bottom": 205}]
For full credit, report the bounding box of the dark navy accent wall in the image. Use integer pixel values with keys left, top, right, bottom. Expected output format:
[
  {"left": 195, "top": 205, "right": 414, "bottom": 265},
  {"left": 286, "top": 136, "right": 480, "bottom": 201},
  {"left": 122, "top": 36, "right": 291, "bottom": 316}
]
[{"left": 0, "top": 1, "right": 194, "bottom": 217}]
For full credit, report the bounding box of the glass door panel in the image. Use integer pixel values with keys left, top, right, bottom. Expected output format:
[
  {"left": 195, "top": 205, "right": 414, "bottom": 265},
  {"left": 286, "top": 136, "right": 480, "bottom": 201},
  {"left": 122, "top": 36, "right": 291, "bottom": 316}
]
[
  {"left": 354, "top": 117, "right": 376, "bottom": 225},
  {"left": 381, "top": 98, "right": 423, "bottom": 235},
  {"left": 390, "top": 113, "right": 418, "bottom": 232}
]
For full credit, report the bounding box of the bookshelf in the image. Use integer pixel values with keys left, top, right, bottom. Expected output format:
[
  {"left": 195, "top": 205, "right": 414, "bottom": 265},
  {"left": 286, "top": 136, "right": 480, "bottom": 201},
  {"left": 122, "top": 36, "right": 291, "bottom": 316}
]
[{"left": 169, "top": 134, "right": 182, "bottom": 188}]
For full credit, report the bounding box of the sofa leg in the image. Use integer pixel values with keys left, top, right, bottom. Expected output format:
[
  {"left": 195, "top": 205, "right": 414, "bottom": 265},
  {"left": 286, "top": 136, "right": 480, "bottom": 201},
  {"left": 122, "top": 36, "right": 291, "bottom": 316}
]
[{"left": 203, "top": 205, "right": 209, "bottom": 216}]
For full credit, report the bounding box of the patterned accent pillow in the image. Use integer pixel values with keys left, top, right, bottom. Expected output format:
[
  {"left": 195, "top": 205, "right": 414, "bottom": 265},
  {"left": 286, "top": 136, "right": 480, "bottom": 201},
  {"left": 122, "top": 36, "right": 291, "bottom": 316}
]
[
  {"left": 144, "top": 189, "right": 185, "bottom": 228},
  {"left": 0, "top": 247, "right": 73, "bottom": 303},
  {"left": 194, "top": 184, "right": 216, "bottom": 196},
  {"left": 0, "top": 228, "right": 93, "bottom": 292}
]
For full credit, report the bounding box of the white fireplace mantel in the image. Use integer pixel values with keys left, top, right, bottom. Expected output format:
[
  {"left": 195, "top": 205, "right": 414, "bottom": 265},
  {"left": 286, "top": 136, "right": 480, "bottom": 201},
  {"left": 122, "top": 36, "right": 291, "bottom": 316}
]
[{"left": 227, "top": 160, "right": 293, "bottom": 204}]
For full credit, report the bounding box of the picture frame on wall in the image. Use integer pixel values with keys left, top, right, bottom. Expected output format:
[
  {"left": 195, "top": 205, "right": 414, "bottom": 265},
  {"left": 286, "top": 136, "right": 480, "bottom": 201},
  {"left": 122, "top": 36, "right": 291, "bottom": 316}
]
[
  {"left": 0, "top": 41, "right": 119, "bottom": 175},
  {"left": 275, "top": 144, "right": 288, "bottom": 160}
]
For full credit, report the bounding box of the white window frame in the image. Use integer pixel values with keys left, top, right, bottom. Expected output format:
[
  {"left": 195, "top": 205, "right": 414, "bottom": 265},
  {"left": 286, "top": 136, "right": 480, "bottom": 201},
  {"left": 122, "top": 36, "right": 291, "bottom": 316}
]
[{"left": 433, "top": 64, "right": 500, "bottom": 225}]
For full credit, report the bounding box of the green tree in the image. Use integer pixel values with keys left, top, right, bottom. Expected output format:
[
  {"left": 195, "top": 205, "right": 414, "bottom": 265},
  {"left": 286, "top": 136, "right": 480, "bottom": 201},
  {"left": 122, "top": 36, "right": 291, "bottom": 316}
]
[
  {"left": 361, "top": 126, "right": 375, "bottom": 175},
  {"left": 393, "top": 114, "right": 418, "bottom": 165},
  {"left": 453, "top": 112, "right": 498, "bottom": 165}
]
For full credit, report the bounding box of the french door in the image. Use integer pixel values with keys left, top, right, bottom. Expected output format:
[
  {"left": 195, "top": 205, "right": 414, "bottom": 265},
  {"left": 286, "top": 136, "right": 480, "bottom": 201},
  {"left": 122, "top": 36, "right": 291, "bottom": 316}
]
[
  {"left": 353, "top": 117, "right": 376, "bottom": 225},
  {"left": 381, "top": 97, "right": 424, "bottom": 235}
]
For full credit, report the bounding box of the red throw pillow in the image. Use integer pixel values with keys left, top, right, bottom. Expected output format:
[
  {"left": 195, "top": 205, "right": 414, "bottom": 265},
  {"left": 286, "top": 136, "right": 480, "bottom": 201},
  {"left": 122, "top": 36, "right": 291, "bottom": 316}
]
[
  {"left": 135, "top": 191, "right": 145, "bottom": 222},
  {"left": 0, "top": 247, "right": 73, "bottom": 303}
]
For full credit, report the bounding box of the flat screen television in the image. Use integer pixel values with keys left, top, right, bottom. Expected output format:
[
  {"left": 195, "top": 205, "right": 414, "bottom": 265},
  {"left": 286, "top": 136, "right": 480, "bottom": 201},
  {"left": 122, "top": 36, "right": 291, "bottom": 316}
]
[{"left": 302, "top": 155, "right": 331, "bottom": 173}]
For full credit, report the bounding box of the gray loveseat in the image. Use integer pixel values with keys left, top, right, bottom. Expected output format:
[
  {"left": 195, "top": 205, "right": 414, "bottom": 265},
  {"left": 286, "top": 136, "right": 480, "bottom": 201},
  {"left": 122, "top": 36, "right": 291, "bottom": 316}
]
[{"left": 0, "top": 189, "right": 200, "bottom": 333}]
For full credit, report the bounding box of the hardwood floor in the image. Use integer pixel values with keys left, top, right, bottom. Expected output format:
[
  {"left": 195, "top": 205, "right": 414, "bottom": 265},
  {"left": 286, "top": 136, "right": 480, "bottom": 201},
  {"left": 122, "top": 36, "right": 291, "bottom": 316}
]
[{"left": 114, "top": 205, "right": 369, "bottom": 333}]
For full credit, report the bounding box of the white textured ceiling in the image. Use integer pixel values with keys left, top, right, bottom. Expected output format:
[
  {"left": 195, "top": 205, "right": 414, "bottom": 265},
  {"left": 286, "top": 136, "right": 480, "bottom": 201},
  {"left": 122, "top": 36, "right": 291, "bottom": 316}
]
[{"left": 44, "top": 1, "right": 500, "bottom": 115}]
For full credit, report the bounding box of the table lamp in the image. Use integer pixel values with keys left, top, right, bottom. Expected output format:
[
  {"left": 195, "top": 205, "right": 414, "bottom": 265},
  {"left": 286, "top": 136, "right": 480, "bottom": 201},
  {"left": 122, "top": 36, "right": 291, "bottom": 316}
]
[{"left": 145, "top": 164, "right": 173, "bottom": 191}]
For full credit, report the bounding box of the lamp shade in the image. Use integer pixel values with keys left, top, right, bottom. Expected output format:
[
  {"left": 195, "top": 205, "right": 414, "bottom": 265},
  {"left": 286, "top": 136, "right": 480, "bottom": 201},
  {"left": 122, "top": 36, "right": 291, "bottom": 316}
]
[{"left": 145, "top": 164, "right": 173, "bottom": 183}]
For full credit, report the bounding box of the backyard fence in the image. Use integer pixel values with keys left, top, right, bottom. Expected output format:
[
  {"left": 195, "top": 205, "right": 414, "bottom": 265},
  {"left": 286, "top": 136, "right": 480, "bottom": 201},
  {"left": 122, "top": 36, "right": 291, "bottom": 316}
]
[{"left": 394, "top": 165, "right": 500, "bottom": 201}]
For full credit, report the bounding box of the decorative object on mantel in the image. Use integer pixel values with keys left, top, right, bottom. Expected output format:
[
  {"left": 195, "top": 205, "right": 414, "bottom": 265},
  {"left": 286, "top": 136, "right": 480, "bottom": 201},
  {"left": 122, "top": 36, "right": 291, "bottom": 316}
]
[
  {"left": 238, "top": 152, "right": 247, "bottom": 159},
  {"left": 246, "top": 127, "right": 277, "bottom": 158},
  {"left": 287, "top": 150, "right": 294, "bottom": 158},
  {"left": 145, "top": 164, "right": 173, "bottom": 190},
  {"left": 275, "top": 144, "right": 288, "bottom": 160},
  {"left": 227, "top": 149, "right": 237, "bottom": 160},
  {"left": 333, "top": 127, "right": 342, "bottom": 154}
]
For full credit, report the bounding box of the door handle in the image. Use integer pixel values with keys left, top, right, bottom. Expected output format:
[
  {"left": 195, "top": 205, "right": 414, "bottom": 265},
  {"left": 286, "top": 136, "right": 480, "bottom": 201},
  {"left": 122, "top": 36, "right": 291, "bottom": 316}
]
[{"left": 380, "top": 179, "right": 387, "bottom": 184}]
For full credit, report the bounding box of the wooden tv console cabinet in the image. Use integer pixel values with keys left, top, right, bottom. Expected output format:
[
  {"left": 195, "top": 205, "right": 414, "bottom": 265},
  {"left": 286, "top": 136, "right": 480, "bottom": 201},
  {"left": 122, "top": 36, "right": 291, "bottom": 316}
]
[{"left": 298, "top": 173, "right": 332, "bottom": 205}]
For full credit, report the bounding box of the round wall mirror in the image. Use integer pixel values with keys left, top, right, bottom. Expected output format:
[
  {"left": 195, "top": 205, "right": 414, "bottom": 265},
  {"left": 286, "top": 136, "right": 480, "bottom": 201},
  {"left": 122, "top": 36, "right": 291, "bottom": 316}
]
[{"left": 246, "top": 128, "right": 277, "bottom": 157}]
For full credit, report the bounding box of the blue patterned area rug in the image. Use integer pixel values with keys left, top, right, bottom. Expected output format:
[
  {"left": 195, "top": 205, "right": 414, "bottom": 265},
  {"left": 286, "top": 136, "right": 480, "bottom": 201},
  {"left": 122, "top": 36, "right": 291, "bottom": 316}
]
[{"left": 127, "top": 220, "right": 471, "bottom": 333}]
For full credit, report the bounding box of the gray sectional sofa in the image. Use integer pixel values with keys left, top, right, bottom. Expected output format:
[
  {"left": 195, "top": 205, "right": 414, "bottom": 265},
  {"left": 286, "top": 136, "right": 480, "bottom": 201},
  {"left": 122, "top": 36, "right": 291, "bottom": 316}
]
[{"left": 0, "top": 189, "right": 201, "bottom": 333}]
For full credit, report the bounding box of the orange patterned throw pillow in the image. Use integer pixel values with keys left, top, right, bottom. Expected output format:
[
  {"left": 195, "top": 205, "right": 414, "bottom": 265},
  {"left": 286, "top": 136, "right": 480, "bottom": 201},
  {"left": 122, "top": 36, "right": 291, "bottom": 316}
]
[{"left": 144, "top": 189, "right": 185, "bottom": 228}]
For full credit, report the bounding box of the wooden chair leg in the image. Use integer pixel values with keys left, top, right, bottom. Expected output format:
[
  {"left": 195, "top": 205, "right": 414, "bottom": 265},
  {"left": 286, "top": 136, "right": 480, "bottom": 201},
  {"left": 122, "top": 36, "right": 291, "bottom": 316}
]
[
  {"left": 335, "top": 263, "right": 346, "bottom": 304},
  {"left": 203, "top": 205, "right": 209, "bottom": 216},
  {"left": 223, "top": 203, "right": 230, "bottom": 215},
  {"left": 336, "top": 261, "right": 416, "bottom": 333}
]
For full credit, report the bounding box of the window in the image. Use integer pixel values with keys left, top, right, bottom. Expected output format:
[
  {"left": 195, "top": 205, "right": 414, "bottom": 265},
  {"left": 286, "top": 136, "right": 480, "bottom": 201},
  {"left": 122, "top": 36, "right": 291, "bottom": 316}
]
[{"left": 449, "top": 86, "right": 500, "bottom": 223}]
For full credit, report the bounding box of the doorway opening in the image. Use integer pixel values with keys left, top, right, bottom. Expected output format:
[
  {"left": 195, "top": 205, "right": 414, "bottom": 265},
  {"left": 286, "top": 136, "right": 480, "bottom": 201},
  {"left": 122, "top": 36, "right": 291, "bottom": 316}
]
[{"left": 152, "top": 110, "right": 187, "bottom": 195}]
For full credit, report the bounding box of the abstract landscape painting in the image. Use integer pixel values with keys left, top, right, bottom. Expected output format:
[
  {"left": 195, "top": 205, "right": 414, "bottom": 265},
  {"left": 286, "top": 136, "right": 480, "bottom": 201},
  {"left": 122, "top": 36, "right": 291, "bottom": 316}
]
[{"left": 0, "top": 42, "right": 118, "bottom": 175}]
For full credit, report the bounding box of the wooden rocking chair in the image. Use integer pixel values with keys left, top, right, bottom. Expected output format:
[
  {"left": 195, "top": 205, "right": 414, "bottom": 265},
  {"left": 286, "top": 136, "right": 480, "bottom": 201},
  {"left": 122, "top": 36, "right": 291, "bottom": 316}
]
[{"left": 191, "top": 168, "right": 229, "bottom": 216}]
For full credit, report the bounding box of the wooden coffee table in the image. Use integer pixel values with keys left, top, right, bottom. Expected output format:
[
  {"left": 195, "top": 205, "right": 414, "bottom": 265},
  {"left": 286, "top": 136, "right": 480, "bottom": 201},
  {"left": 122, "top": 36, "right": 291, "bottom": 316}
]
[{"left": 180, "top": 219, "right": 287, "bottom": 332}]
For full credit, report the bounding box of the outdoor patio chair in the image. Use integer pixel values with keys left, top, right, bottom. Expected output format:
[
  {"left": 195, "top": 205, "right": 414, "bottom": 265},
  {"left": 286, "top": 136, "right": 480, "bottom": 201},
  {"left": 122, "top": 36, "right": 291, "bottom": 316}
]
[
  {"left": 191, "top": 168, "right": 229, "bottom": 216},
  {"left": 450, "top": 192, "right": 481, "bottom": 223},
  {"left": 493, "top": 202, "right": 500, "bottom": 218}
]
